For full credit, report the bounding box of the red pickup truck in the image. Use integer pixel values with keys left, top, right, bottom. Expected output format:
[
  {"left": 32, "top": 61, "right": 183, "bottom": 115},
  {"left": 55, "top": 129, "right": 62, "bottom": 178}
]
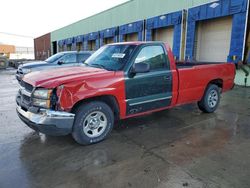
[{"left": 16, "top": 42, "right": 235, "bottom": 145}]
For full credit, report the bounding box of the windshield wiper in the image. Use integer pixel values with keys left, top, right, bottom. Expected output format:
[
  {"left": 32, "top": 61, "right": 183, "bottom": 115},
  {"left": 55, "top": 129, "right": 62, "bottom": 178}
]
[{"left": 82, "top": 62, "right": 89, "bottom": 66}]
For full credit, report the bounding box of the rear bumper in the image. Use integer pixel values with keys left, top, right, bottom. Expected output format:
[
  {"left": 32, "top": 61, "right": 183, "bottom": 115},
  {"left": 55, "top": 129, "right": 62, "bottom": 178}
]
[{"left": 16, "top": 106, "right": 75, "bottom": 136}]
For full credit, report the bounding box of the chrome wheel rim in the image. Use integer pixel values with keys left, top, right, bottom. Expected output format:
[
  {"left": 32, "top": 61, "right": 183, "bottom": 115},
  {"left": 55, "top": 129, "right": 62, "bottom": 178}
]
[
  {"left": 83, "top": 111, "right": 107, "bottom": 138},
  {"left": 208, "top": 90, "right": 218, "bottom": 108}
]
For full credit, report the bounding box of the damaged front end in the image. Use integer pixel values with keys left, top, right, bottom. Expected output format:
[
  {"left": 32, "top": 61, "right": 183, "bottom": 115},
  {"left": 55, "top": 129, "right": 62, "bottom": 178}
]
[{"left": 16, "top": 80, "right": 75, "bottom": 136}]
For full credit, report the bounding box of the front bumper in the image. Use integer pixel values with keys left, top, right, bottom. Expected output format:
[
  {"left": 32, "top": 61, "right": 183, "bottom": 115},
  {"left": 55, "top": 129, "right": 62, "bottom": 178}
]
[{"left": 16, "top": 106, "right": 75, "bottom": 136}]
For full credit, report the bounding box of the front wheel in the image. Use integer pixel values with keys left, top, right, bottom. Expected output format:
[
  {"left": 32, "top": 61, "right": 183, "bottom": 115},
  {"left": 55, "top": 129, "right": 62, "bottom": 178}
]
[
  {"left": 72, "top": 101, "right": 114, "bottom": 145},
  {"left": 198, "top": 84, "right": 220, "bottom": 113}
]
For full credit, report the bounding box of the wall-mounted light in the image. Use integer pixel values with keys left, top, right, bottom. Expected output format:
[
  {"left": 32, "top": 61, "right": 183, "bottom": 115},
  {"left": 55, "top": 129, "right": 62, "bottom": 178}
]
[
  {"left": 209, "top": 2, "right": 219, "bottom": 8},
  {"left": 107, "top": 29, "right": 110, "bottom": 32},
  {"left": 160, "top": 15, "right": 166, "bottom": 20},
  {"left": 128, "top": 24, "right": 133, "bottom": 27}
]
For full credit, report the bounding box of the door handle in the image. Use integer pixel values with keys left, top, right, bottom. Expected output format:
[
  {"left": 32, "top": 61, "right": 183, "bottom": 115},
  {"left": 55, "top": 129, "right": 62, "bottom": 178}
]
[{"left": 164, "top": 76, "right": 171, "bottom": 80}]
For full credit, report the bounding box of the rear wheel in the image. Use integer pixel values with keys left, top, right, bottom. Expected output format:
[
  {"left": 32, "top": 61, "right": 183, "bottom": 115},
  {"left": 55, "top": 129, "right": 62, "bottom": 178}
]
[
  {"left": 72, "top": 101, "right": 114, "bottom": 145},
  {"left": 198, "top": 84, "right": 220, "bottom": 113}
]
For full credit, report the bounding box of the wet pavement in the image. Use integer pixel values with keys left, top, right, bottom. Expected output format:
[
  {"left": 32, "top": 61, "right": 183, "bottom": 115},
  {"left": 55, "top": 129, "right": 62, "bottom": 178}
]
[{"left": 0, "top": 68, "right": 250, "bottom": 188}]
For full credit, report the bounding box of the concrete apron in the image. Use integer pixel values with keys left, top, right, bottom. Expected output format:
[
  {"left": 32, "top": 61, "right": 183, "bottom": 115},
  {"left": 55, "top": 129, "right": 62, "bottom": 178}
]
[{"left": 234, "top": 65, "right": 250, "bottom": 87}]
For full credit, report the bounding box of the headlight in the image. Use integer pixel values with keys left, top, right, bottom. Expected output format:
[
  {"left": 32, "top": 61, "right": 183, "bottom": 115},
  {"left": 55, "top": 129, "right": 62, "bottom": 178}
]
[
  {"left": 32, "top": 89, "right": 52, "bottom": 108},
  {"left": 33, "top": 89, "right": 52, "bottom": 99},
  {"left": 32, "top": 98, "right": 50, "bottom": 108},
  {"left": 22, "top": 68, "right": 31, "bottom": 74}
]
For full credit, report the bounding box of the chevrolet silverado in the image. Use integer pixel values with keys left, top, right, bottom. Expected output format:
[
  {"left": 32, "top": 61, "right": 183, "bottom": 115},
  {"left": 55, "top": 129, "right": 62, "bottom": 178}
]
[{"left": 16, "top": 42, "right": 235, "bottom": 145}]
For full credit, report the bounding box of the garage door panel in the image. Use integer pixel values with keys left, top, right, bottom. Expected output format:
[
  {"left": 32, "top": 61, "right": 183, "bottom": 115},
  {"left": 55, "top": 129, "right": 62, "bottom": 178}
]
[
  {"left": 125, "top": 33, "right": 138, "bottom": 41},
  {"left": 88, "top": 40, "right": 96, "bottom": 50},
  {"left": 105, "top": 37, "right": 114, "bottom": 44},
  {"left": 152, "top": 27, "right": 174, "bottom": 48},
  {"left": 76, "top": 42, "right": 83, "bottom": 51},
  {"left": 195, "top": 16, "right": 232, "bottom": 62}
]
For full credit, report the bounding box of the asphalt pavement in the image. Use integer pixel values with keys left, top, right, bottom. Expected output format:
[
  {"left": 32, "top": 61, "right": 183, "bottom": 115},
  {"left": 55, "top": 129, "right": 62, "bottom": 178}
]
[{"left": 0, "top": 68, "right": 250, "bottom": 188}]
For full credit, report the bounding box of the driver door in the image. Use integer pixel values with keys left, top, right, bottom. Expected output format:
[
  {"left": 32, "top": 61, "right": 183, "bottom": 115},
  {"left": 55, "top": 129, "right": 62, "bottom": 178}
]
[{"left": 125, "top": 45, "right": 173, "bottom": 115}]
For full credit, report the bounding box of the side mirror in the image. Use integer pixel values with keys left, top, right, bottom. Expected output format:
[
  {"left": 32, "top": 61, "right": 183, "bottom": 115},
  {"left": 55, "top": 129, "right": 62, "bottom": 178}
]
[
  {"left": 132, "top": 62, "right": 150, "bottom": 73},
  {"left": 57, "top": 61, "right": 64, "bottom": 65}
]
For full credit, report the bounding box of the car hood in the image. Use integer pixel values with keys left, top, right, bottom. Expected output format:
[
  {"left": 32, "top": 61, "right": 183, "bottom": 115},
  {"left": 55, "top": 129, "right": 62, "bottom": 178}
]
[
  {"left": 23, "top": 66, "right": 115, "bottom": 88},
  {"left": 20, "top": 61, "right": 48, "bottom": 69}
]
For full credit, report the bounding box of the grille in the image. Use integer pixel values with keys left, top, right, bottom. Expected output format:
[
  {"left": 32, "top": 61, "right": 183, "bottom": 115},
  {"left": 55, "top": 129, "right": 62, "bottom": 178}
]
[
  {"left": 23, "top": 95, "right": 31, "bottom": 103},
  {"left": 18, "top": 89, "right": 32, "bottom": 110},
  {"left": 18, "top": 81, "right": 34, "bottom": 109},
  {"left": 20, "top": 81, "right": 34, "bottom": 92}
]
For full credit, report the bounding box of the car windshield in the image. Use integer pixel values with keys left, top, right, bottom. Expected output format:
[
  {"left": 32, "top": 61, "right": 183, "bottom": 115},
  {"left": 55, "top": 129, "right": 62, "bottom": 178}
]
[
  {"left": 85, "top": 45, "right": 136, "bottom": 71},
  {"left": 45, "top": 53, "right": 65, "bottom": 63}
]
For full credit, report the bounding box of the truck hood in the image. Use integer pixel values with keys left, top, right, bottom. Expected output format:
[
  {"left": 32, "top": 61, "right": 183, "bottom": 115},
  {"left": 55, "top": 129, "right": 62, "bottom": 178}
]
[
  {"left": 20, "top": 61, "right": 48, "bottom": 69},
  {"left": 23, "top": 66, "right": 114, "bottom": 88}
]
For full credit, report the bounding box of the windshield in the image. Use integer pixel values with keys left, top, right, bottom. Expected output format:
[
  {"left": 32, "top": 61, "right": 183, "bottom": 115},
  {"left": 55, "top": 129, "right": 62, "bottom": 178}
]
[
  {"left": 45, "top": 53, "right": 65, "bottom": 63},
  {"left": 85, "top": 45, "right": 136, "bottom": 71}
]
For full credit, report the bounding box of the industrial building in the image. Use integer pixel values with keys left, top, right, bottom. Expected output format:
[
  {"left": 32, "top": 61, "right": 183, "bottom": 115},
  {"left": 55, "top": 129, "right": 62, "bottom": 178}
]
[
  {"left": 34, "top": 33, "right": 51, "bottom": 60},
  {"left": 34, "top": 0, "right": 249, "bottom": 65}
]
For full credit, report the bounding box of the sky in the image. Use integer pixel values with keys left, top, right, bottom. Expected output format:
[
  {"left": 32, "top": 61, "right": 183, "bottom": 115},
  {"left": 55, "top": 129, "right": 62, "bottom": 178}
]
[{"left": 0, "top": 0, "right": 128, "bottom": 47}]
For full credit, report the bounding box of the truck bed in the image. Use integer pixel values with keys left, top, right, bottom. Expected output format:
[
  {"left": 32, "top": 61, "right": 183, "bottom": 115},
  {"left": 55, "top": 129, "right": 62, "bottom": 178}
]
[{"left": 174, "top": 62, "right": 235, "bottom": 105}]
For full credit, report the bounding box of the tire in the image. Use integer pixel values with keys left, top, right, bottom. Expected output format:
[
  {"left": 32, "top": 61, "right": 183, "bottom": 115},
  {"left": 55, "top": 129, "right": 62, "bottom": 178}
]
[
  {"left": 72, "top": 101, "right": 114, "bottom": 145},
  {"left": 198, "top": 84, "right": 220, "bottom": 113},
  {"left": 0, "top": 57, "right": 7, "bottom": 69}
]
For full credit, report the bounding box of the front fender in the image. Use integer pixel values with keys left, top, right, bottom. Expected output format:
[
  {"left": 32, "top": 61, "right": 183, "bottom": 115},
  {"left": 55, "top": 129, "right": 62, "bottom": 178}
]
[{"left": 55, "top": 72, "right": 127, "bottom": 118}]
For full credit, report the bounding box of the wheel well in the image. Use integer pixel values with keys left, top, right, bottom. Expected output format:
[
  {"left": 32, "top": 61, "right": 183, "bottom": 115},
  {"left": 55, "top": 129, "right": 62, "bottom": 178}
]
[
  {"left": 71, "top": 95, "right": 120, "bottom": 120},
  {"left": 208, "top": 79, "right": 223, "bottom": 89}
]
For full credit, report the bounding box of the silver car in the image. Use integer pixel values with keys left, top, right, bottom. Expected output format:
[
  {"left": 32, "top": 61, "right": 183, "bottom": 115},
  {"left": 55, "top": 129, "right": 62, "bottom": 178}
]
[{"left": 16, "top": 51, "right": 93, "bottom": 81}]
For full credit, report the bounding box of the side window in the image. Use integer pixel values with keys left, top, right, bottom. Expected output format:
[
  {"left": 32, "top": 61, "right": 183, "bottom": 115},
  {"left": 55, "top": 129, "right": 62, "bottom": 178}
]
[
  {"left": 60, "top": 54, "right": 76, "bottom": 64},
  {"left": 134, "top": 45, "right": 168, "bottom": 70},
  {"left": 78, "top": 54, "right": 90, "bottom": 63}
]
